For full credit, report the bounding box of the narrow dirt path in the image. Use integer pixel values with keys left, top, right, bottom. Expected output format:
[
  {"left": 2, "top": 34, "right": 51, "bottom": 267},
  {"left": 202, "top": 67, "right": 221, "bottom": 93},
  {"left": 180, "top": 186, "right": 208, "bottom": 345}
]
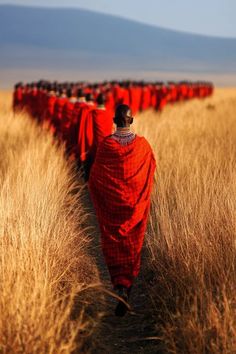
[{"left": 82, "top": 187, "right": 161, "bottom": 354}]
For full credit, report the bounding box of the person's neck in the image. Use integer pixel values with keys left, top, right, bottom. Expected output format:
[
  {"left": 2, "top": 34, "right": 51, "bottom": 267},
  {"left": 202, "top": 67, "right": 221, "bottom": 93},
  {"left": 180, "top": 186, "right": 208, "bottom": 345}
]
[
  {"left": 97, "top": 104, "right": 105, "bottom": 110},
  {"left": 78, "top": 97, "right": 86, "bottom": 103},
  {"left": 116, "top": 126, "right": 131, "bottom": 133}
]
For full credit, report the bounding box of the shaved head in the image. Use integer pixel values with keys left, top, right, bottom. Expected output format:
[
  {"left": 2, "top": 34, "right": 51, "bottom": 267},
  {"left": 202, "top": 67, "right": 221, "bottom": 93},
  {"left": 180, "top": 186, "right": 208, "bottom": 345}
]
[{"left": 114, "top": 104, "right": 133, "bottom": 127}]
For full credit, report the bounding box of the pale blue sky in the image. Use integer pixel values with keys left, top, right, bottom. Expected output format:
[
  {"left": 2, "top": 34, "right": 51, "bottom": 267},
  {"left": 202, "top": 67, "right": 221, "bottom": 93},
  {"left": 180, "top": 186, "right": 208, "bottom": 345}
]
[{"left": 1, "top": 0, "right": 236, "bottom": 38}]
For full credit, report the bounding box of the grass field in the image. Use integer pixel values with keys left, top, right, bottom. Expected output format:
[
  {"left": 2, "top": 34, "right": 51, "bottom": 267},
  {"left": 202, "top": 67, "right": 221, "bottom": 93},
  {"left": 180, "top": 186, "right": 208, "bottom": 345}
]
[
  {"left": 135, "top": 88, "right": 236, "bottom": 353},
  {"left": 0, "top": 92, "right": 101, "bottom": 353},
  {"left": 0, "top": 88, "right": 236, "bottom": 353}
]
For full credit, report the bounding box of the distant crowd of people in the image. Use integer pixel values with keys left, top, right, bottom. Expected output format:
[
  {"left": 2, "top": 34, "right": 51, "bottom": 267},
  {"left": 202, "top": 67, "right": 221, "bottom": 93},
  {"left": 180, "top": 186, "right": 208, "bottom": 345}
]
[{"left": 13, "top": 80, "right": 214, "bottom": 178}]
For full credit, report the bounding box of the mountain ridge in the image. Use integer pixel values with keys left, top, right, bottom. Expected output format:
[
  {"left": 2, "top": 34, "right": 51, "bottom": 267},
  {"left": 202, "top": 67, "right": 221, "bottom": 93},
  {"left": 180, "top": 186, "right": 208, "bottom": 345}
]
[
  {"left": 0, "top": 4, "right": 236, "bottom": 74},
  {"left": 2, "top": 4, "right": 236, "bottom": 45},
  {"left": 1, "top": 3, "right": 235, "bottom": 41}
]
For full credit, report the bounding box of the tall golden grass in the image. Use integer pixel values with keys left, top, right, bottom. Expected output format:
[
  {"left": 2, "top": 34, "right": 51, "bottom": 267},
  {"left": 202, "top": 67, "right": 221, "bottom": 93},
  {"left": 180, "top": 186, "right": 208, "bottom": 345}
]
[
  {"left": 1, "top": 87, "right": 236, "bottom": 353},
  {"left": 135, "top": 88, "right": 236, "bottom": 353},
  {"left": 0, "top": 92, "right": 100, "bottom": 353}
]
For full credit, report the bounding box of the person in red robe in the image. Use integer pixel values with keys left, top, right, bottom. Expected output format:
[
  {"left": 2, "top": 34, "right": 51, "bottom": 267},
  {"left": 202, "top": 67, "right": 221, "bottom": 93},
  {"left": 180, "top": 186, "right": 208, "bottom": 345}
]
[
  {"left": 22, "top": 84, "right": 31, "bottom": 114},
  {"left": 13, "top": 82, "right": 24, "bottom": 112},
  {"left": 28, "top": 83, "right": 39, "bottom": 118},
  {"left": 122, "top": 82, "right": 130, "bottom": 106},
  {"left": 155, "top": 83, "right": 168, "bottom": 112},
  {"left": 79, "top": 93, "right": 113, "bottom": 180},
  {"left": 140, "top": 83, "right": 151, "bottom": 111},
  {"left": 52, "top": 88, "right": 67, "bottom": 138},
  {"left": 71, "top": 89, "right": 91, "bottom": 161},
  {"left": 89, "top": 104, "right": 156, "bottom": 316},
  {"left": 44, "top": 85, "right": 57, "bottom": 130},
  {"left": 60, "top": 88, "right": 77, "bottom": 153},
  {"left": 71, "top": 89, "right": 89, "bottom": 130},
  {"left": 66, "top": 89, "right": 91, "bottom": 158},
  {"left": 105, "top": 87, "right": 115, "bottom": 112},
  {"left": 90, "top": 93, "right": 113, "bottom": 161}
]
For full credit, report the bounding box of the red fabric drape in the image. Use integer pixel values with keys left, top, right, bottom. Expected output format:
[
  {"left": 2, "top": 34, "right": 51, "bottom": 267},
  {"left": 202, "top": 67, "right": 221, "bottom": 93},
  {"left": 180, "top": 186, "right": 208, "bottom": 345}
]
[
  {"left": 61, "top": 100, "right": 74, "bottom": 143},
  {"left": 13, "top": 88, "right": 23, "bottom": 112},
  {"left": 52, "top": 97, "right": 67, "bottom": 136},
  {"left": 77, "top": 107, "right": 113, "bottom": 163},
  {"left": 90, "top": 108, "right": 113, "bottom": 159},
  {"left": 45, "top": 95, "right": 57, "bottom": 122},
  {"left": 89, "top": 136, "right": 156, "bottom": 288},
  {"left": 77, "top": 106, "right": 93, "bottom": 162}
]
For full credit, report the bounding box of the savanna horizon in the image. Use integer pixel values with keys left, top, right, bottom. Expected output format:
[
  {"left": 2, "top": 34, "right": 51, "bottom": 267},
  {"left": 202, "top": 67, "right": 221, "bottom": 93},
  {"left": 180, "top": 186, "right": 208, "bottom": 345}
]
[{"left": 2, "top": 70, "right": 236, "bottom": 90}]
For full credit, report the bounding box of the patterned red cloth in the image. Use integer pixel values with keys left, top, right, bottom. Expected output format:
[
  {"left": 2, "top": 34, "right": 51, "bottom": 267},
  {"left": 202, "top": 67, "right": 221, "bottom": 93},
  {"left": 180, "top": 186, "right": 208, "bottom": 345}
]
[
  {"left": 44, "top": 95, "right": 57, "bottom": 122},
  {"left": 52, "top": 96, "right": 67, "bottom": 136},
  {"left": 89, "top": 135, "right": 156, "bottom": 288},
  {"left": 90, "top": 108, "right": 113, "bottom": 160},
  {"left": 77, "top": 106, "right": 93, "bottom": 162},
  {"left": 13, "top": 87, "right": 23, "bottom": 112},
  {"left": 61, "top": 100, "right": 75, "bottom": 141},
  {"left": 77, "top": 107, "right": 113, "bottom": 163}
]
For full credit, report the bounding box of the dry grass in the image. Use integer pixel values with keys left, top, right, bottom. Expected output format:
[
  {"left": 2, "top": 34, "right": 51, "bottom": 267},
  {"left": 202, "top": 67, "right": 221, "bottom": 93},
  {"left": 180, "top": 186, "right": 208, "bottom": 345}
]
[
  {"left": 0, "top": 92, "right": 100, "bottom": 354},
  {"left": 134, "top": 88, "right": 236, "bottom": 353},
  {"left": 1, "top": 87, "right": 236, "bottom": 353}
]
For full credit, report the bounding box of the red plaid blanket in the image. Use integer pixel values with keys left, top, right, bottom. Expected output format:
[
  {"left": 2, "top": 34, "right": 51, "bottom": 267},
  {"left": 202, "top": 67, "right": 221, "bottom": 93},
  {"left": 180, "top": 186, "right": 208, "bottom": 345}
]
[{"left": 89, "top": 135, "right": 156, "bottom": 288}]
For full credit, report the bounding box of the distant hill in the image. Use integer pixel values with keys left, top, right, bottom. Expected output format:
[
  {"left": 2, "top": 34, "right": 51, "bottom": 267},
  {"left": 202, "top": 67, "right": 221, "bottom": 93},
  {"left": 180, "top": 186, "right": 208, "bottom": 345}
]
[{"left": 0, "top": 4, "right": 236, "bottom": 75}]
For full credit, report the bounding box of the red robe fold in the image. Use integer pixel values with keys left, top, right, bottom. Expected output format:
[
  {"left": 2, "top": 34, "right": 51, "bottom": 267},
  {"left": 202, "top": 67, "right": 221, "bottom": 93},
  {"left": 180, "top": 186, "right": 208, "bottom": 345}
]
[
  {"left": 69, "top": 101, "right": 89, "bottom": 156},
  {"left": 45, "top": 95, "right": 57, "bottom": 123},
  {"left": 41, "top": 91, "right": 48, "bottom": 121},
  {"left": 90, "top": 108, "right": 113, "bottom": 159},
  {"left": 78, "top": 107, "right": 113, "bottom": 163},
  {"left": 52, "top": 97, "right": 67, "bottom": 136},
  {"left": 156, "top": 86, "right": 168, "bottom": 111},
  {"left": 29, "top": 88, "right": 38, "bottom": 118},
  {"left": 89, "top": 136, "right": 156, "bottom": 288},
  {"left": 77, "top": 106, "right": 93, "bottom": 162},
  {"left": 122, "top": 88, "right": 130, "bottom": 106},
  {"left": 140, "top": 86, "right": 151, "bottom": 111},
  {"left": 13, "top": 87, "right": 23, "bottom": 112},
  {"left": 72, "top": 101, "right": 88, "bottom": 125},
  {"left": 61, "top": 100, "right": 74, "bottom": 143},
  {"left": 105, "top": 91, "right": 115, "bottom": 111}
]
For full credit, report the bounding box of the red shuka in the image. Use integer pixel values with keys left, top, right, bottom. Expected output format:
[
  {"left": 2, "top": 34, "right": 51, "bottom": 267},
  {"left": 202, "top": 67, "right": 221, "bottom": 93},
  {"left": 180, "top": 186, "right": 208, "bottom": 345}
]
[
  {"left": 13, "top": 87, "right": 23, "bottom": 112},
  {"left": 69, "top": 101, "right": 89, "bottom": 155},
  {"left": 77, "top": 107, "right": 113, "bottom": 163},
  {"left": 45, "top": 95, "right": 57, "bottom": 123},
  {"left": 61, "top": 100, "right": 75, "bottom": 143},
  {"left": 130, "top": 86, "right": 142, "bottom": 115},
  {"left": 77, "top": 106, "right": 93, "bottom": 162},
  {"left": 89, "top": 135, "right": 156, "bottom": 288},
  {"left": 105, "top": 91, "right": 115, "bottom": 111},
  {"left": 52, "top": 97, "right": 67, "bottom": 135},
  {"left": 140, "top": 86, "right": 151, "bottom": 111},
  {"left": 90, "top": 108, "right": 113, "bottom": 159}
]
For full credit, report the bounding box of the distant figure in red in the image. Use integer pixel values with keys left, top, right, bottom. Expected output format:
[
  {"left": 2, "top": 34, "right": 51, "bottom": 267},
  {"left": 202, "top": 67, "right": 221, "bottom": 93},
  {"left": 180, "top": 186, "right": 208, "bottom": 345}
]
[
  {"left": 79, "top": 93, "right": 113, "bottom": 181},
  {"left": 89, "top": 104, "right": 156, "bottom": 316},
  {"left": 61, "top": 88, "right": 77, "bottom": 152},
  {"left": 13, "top": 82, "right": 24, "bottom": 112},
  {"left": 44, "top": 84, "right": 57, "bottom": 130},
  {"left": 89, "top": 93, "right": 113, "bottom": 162},
  {"left": 52, "top": 88, "right": 67, "bottom": 138}
]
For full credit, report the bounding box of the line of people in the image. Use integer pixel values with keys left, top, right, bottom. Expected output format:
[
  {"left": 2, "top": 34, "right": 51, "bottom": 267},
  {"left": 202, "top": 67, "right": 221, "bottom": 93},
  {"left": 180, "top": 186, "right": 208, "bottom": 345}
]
[
  {"left": 13, "top": 80, "right": 214, "bottom": 178},
  {"left": 12, "top": 80, "right": 214, "bottom": 315}
]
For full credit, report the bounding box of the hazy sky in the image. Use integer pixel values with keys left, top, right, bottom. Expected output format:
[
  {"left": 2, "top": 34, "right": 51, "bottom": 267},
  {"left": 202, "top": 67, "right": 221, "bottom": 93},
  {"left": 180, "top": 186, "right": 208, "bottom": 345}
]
[{"left": 1, "top": 0, "right": 236, "bottom": 38}]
